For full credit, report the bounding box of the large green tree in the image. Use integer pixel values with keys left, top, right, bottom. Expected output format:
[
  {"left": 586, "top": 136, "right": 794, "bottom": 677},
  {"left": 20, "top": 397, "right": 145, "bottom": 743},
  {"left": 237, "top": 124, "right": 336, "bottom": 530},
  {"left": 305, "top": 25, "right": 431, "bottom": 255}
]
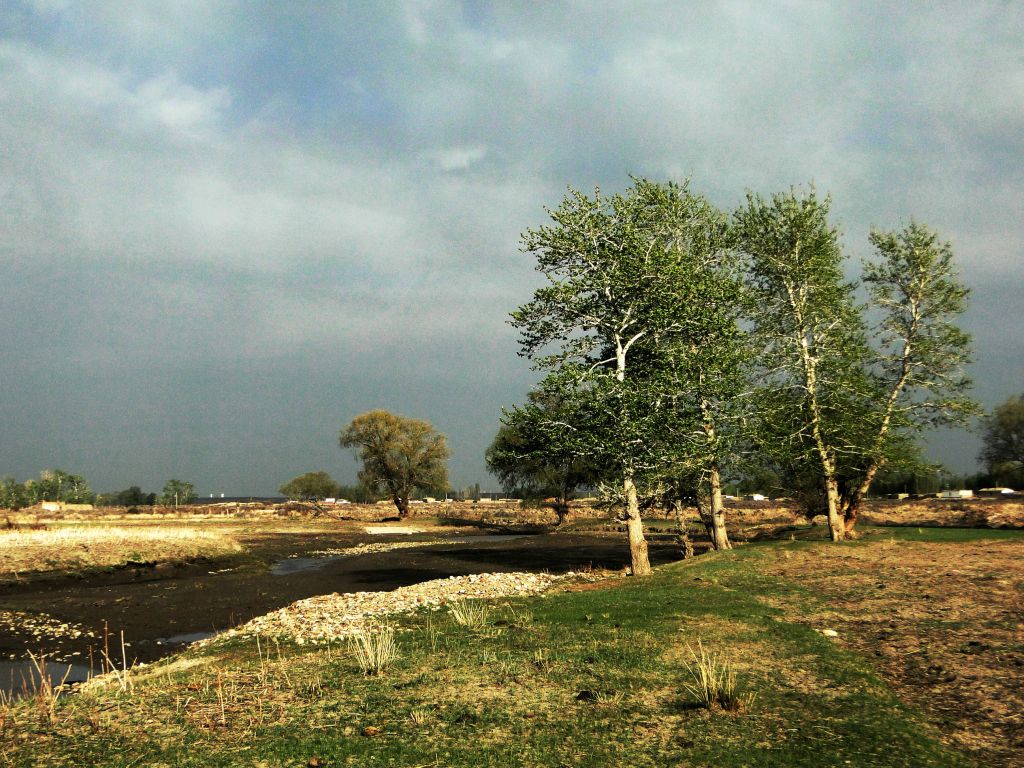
[
  {"left": 512, "top": 178, "right": 746, "bottom": 572},
  {"left": 980, "top": 394, "right": 1024, "bottom": 484},
  {"left": 736, "top": 188, "right": 873, "bottom": 542},
  {"left": 837, "top": 222, "right": 977, "bottom": 530},
  {"left": 339, "top": 410, "right": 449, "bottom": 519},
  {"left": 738, "top": 192, "right": 976, "bottom": 540}
]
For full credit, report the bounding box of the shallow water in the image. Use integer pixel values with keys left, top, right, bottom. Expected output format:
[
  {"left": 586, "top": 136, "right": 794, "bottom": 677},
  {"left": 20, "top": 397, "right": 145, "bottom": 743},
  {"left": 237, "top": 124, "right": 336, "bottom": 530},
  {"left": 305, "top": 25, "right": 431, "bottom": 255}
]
[
  {"left": 154, "top": 631, "right": 214, "bottom": 646},
  {"left": 270, "top": 534, "right": 532, "bottom": 576},
  {"left": 0, "top": 659, "right": 92, "bottom": 698}
]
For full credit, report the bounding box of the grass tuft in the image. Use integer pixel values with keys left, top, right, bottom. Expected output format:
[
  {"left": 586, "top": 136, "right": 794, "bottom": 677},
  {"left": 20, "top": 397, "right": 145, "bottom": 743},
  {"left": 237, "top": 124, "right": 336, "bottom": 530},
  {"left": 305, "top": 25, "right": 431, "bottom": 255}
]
[
  {"left": 448, "top": 599, "right": 492, "bottom": 631},
  {"left": 349, "top": 626, "right": 399, "bottom": 676},
  {"left": 680, "top": 639, "right": 755, "bottom": 712}
]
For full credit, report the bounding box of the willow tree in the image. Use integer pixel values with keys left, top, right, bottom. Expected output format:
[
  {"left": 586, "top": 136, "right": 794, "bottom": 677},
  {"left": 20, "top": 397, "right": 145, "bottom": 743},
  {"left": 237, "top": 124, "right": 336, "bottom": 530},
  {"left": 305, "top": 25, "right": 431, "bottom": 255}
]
[{"left": 339, "top": 410, "right": 449, "bottom": 519}]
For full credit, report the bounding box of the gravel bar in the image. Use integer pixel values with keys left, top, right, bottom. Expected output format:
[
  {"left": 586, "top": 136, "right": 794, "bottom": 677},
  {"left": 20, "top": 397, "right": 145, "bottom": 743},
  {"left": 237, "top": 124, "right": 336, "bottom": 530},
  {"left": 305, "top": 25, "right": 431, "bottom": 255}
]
[{"left": 213, "top": 570, "right": 599, "bottom": 646}]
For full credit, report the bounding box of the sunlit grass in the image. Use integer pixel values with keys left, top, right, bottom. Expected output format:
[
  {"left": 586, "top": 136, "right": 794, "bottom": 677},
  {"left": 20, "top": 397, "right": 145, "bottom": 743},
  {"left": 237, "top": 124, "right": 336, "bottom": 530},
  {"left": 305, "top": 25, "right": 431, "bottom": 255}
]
[{"left": 0, "top": 525, "right": 242, "bottom": 577}]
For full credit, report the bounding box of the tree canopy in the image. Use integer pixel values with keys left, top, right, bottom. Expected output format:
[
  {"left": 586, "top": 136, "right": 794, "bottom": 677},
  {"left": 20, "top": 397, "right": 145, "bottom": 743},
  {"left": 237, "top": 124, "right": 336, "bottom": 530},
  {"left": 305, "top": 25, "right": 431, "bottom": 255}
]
[
  {"left": 280, "top": 471, "right": 342, "bottom": 502},
  {"left": 980, "top": 394, "right": 1024, "bottom": 485},
  {"left": 159, "top": 479, "right": 196, "bottom": 508},
  {"left": 507, "top": 177, "right": 976, "bottom": 555},
  {"left": 339, "top": 410, "right": 449, "bottom": 519}
]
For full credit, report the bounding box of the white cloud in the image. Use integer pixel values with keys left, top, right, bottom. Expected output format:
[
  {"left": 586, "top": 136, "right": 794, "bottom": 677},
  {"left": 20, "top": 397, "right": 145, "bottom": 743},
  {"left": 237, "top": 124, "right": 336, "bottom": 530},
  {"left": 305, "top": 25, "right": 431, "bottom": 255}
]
[{"left": 429, "top": 144, "right": 488, "bottom": 171}]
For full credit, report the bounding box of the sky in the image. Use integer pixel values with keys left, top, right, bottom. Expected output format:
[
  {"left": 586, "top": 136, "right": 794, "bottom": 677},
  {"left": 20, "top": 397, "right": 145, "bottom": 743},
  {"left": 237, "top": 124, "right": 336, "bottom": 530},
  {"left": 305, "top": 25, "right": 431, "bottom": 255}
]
[{"left": 1, "top": 2, "right": 1022, "bottom": 496}]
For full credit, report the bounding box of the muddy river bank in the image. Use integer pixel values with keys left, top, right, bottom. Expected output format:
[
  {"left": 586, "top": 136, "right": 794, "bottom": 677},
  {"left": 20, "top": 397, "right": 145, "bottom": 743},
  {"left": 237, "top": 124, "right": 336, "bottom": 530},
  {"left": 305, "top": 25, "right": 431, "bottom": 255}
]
[{"left": 0, "top": 528, "right": 683, "bottom": 694}]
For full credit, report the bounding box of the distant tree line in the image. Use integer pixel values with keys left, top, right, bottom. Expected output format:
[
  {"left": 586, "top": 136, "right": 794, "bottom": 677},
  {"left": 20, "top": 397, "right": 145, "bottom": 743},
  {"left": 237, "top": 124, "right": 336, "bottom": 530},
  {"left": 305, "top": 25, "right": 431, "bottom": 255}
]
[{"left": 0, "top": 471, "right": 196, "bottom": 511}]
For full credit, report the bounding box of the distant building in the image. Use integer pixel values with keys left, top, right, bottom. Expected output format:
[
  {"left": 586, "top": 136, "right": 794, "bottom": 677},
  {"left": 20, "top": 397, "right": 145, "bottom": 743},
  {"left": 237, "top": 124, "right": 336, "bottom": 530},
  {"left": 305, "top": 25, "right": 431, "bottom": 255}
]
[
  {"left": 743, "top": 493, "right": 768, "bottom": 502},
  {"left": 938, "top": 489, "right": 973, "bottom": 499},
  {"left": 978, "top": 487, "right": 1016, "bottom": 496}
]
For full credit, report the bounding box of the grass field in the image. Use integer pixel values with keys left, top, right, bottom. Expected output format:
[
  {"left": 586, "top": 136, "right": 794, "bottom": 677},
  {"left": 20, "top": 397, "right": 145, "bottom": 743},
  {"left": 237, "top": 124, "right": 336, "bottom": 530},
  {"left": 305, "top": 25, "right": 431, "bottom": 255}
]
[{"left": 4, "top": 527, "right": 1020, "bottom": 767}]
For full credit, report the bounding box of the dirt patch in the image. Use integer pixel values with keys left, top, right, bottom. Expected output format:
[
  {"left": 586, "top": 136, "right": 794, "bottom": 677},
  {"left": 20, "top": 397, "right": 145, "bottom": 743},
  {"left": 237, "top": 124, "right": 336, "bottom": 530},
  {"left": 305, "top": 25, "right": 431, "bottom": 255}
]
[{"left": 762, "top": 538, "right": 1024, "bottom": 767}]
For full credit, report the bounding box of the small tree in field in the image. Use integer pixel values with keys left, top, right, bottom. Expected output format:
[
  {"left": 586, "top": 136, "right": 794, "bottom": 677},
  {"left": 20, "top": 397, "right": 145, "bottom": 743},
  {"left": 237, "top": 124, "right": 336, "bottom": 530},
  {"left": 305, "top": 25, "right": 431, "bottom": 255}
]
[
  {"left": 0, "top": 477, "right": 29, "bottom": 510},
  {"left": 487, "top": 389, "right": 600, "bottom": 526},
  {"left": 339, "top": 410, "right": 449, "bottom": 519},
  {"left": 280, "top": 471, "right": 342, "bottom": 502},
  {"left": 160, "top": 479, "right": 196, "bottom": 508}
]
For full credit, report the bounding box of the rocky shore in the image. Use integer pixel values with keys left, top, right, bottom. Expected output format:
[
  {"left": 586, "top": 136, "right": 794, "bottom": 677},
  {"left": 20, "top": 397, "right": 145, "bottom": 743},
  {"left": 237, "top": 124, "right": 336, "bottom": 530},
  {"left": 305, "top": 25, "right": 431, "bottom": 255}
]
[{"left": 213, "top": 570, "right": 603, "bottom": 646}]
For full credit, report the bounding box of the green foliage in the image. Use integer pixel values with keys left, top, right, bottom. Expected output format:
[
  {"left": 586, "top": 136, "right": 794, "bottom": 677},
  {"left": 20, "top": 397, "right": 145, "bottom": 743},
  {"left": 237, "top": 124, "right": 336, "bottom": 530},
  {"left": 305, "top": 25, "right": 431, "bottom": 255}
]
[
  {"left": 980, "top": 394, "right": 1024, "bottom": 485},
  {"left": 159, "top": 479, "right": 196, "bottom": 507},
  {"left": 511, "top": 179, "right": 749, "bottom": 501},
  {"left": 736, "top": 187, "right": 872, "bottom": 475},
  {"left": 339, "top": 410, "right": 449, "bottom": 517},
  {"left": 98, "top": 486, "right": 157, "bottom": 507},
  {"left": 279, "top": 471, "right": 342, "bottom": 502},
  {"left": 0, "top": 476, "right": 29, "bottom": 510},
  {"left": 487, "top": 389, "right": 600, "bottom": 520},
  {"left": 25, "top": 469, "right": 95, "bottom": 504}
]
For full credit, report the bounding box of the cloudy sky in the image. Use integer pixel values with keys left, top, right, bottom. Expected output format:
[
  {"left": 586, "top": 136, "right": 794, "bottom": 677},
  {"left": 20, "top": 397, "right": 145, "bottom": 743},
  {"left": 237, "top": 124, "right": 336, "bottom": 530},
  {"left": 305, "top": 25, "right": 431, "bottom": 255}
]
[{"left": 1, "top": 2, "right": 1021, "bottom": 496}]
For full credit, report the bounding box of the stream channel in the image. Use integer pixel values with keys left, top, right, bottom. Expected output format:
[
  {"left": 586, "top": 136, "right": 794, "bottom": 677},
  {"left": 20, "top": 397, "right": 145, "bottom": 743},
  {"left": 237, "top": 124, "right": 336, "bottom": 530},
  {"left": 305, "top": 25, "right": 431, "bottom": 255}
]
[{"left": 0, "top": 529, "right": 682, "bottom": 697}]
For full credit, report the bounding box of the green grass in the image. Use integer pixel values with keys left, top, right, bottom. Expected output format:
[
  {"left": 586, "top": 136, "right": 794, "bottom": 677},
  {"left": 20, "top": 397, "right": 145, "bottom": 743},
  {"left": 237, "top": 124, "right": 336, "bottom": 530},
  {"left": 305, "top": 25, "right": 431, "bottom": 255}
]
[{"left": 1, "top": 539, "right": 991, "bottom": 768}]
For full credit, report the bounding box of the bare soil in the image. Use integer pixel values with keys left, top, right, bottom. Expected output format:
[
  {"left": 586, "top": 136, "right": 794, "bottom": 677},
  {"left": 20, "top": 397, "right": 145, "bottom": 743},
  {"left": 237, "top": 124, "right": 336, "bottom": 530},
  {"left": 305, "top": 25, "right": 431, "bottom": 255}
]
[{"left": 762, "top": 537, "right": 1024, "bottom": 767}]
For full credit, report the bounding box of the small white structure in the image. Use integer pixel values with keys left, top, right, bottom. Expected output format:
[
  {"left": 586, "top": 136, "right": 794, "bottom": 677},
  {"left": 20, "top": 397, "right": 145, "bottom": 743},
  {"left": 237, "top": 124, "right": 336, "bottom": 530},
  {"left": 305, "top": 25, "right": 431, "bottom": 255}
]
[
  {"left": 978, "top": 487, "right": 1015, "bottom": 495},
  {"left": 938, "top": 489, "right": 974, "bottom": 499},
  {"left": 743, "top": 493, "right": 768, "bottom": 502},
  {"left": 39, "top": 501, "right": 94, "bottom": 512}
]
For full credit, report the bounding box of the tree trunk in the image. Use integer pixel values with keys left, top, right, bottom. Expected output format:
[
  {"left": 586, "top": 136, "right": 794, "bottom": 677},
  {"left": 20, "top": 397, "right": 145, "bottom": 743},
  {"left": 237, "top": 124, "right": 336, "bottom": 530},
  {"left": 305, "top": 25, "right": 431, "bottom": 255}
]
[
  {"left": 393, "top": 495, "right": 411, "bottom": 519},
  {"left": 672, "top": 500, "right": 695, "bottom": 559},
  {"left": 825, "top": 476, "right": 845, "bottom": 542},
  {"left": 842, "top": 462, "right": 880, "bottom": 537},
  {"left": 554, "top": 498, "right": 569, "bottom": 527},
  {"left": 623, "top": 475, "right": 651, "bottom": 576},
  {"left": 708, "top": 464, "right": 732, "bottom": 550},
  {"left": 694, "top": 494, "right": 715, "bottom": 543},
  {"left": 843, "top": 500, "right": 861, "bottom": 537}
]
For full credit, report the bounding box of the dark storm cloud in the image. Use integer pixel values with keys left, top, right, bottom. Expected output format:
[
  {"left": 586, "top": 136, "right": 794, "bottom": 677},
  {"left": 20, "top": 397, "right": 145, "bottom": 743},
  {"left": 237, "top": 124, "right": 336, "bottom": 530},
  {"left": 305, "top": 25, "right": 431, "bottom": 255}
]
[{"left": 1, "top": 2, "right": 1021, "bottom": 493}]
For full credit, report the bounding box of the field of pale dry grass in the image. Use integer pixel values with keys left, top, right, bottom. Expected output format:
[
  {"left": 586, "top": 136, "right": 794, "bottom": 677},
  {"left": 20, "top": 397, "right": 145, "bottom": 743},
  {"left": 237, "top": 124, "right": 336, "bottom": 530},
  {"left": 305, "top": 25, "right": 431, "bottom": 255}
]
[{"left": 0, "top": 525, "right": 243, "bottom": 579}]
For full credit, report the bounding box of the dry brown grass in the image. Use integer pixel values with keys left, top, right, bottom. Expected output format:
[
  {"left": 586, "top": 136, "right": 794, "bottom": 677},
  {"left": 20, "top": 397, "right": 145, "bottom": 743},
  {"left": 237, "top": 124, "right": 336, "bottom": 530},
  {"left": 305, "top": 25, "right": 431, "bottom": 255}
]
[
  {"left": 0, "top": 525, "right": 242, "bottom": 578},
  {"left": 761, "top": 536, "right": 1024, "bottom": 767}
]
